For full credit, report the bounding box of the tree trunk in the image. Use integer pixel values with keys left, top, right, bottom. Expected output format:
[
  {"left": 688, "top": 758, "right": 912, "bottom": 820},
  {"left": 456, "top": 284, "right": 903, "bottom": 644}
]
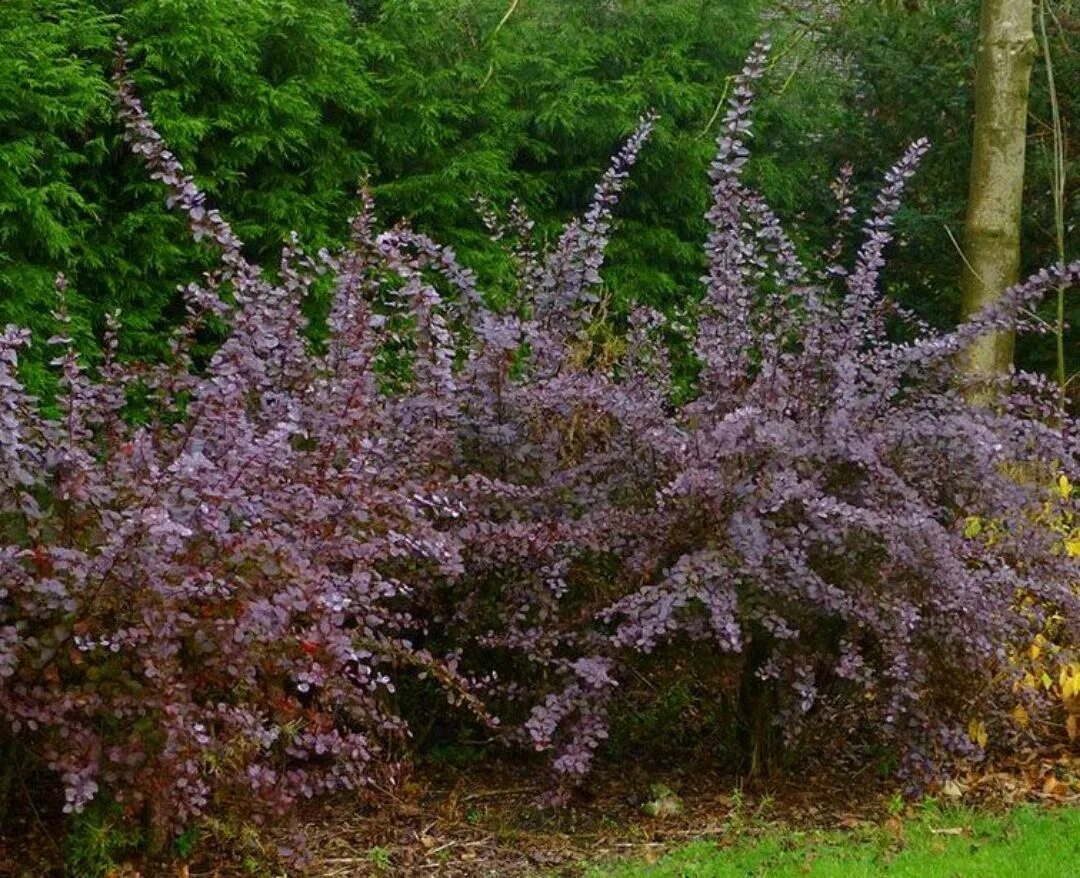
[{"left": 959, "top": 0, "right": 1036, "bottom": 386}]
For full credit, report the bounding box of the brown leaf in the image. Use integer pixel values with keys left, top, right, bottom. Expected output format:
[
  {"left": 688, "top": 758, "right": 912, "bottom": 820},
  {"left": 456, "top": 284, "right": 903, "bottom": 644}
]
[{"left": 1042, "top": 775, "right": 1062, "bottom": 796}]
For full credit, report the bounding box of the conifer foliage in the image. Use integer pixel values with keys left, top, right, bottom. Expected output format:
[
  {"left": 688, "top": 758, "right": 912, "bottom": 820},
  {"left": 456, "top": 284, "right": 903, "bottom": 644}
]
[{"left": 1, "top": 41, "right": 1078, "bottom": 836}]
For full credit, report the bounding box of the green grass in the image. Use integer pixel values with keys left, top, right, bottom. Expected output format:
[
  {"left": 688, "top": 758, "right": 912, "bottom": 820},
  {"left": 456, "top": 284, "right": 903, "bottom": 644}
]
[{"left": 583, "top": 804, "right": 1080, "bottom": 877}]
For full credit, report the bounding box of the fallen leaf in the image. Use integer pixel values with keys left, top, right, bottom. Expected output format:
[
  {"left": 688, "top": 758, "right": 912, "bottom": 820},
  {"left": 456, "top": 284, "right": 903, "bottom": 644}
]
[{"left": 1042, "top": 775, "right": 1062, "bottom": 796}]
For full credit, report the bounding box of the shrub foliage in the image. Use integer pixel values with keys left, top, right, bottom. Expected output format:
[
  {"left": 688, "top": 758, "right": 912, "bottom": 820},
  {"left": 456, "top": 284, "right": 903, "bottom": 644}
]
[{"left": 1, "top": 41, "right": 1079, "bottom": 838}]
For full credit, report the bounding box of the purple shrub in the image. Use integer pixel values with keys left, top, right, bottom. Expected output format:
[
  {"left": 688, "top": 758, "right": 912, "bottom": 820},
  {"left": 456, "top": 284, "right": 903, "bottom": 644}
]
[
  {"left": 0, "top": 51, "right": 495, "bottom": 833},
  {"left": 2, "top": 38, "right": 1079, "bottom": 839},
  {"left": 438, "top": 38, "right": 1080, "bottom": 789}
]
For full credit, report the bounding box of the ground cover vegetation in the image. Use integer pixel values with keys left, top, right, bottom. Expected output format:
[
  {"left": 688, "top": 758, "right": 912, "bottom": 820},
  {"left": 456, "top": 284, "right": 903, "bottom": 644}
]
[{"left": 1, "top": 1, "right": 1080, "bottom": 874}]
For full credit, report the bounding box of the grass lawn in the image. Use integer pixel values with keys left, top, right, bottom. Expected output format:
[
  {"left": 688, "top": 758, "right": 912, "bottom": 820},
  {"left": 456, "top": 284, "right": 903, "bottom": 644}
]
[{"left": 583, "top": 804, "right": 1080, "bottom": 877}]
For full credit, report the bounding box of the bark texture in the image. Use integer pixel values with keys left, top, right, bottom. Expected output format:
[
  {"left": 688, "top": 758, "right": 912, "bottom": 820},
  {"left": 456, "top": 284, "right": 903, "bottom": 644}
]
[{"left": 960, "top": 0, "right": 1036, "bottom": 385}]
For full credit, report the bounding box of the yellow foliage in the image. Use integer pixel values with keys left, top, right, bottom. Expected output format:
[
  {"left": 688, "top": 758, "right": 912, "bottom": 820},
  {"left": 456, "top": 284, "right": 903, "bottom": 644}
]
[
  {"left": 1039, "top": 473, "right": 1080, "bottom": 556},
  {"left": 970, "top": 474, "right": 1080, "bottom": 743},
  {"left": 1058, "top": 474, "right": 1073, "bottom": 501}
]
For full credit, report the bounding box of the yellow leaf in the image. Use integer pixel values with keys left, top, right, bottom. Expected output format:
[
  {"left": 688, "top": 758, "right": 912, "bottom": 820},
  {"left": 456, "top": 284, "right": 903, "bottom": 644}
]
[
  {"left": 1012, "top": 705, "right": 1030, "bottom": 728},
  {"left": 1043, "top": 672, "right": 1055, "bottom": 691},
  {"left": 968, "top": 719, "right": 988, "bottom": 748},
  {"left": 963, "top": 517, "right": 983, "bottom": 538},
  {"left": 1063, "top": 666, "right": 1080, "bottom": 700},
  {"left": 1065, "top": 537, "right": 1080, "bottom": 558},
  {"left": 1058, "top": 474, "right": 1073, "bottom": 499}
]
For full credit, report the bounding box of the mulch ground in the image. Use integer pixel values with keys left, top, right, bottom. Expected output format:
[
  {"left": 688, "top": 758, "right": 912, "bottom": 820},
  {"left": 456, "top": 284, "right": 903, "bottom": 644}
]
[
  {"left": 4, "top": 748, "right": 1080, "bottom": 877},
  {"left": 203, "top": 745, "right": 1080, "bottom": 877}
]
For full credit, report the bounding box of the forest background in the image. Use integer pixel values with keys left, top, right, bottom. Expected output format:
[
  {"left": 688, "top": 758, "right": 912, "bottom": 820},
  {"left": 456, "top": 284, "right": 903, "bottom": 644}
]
[{"left": 3, "top": 0, "right": 1077, "bottom": 393}]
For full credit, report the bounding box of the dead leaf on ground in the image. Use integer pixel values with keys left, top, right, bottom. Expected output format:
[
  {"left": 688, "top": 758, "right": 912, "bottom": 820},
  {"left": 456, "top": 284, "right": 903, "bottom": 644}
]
[
  {"left": 1042, "top": 775, "right": 1064, "bottom": 796},
  {"left": 942, "top": 779, "right": 964, "bottom": 798}
]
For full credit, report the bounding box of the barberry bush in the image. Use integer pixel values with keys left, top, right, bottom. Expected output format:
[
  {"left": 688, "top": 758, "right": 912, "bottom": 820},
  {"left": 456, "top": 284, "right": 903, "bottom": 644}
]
[
  {"left": 1, "top": 39, "right": 1079, "bottom": 843},
  {"left": 0, "top": 48, "right": 495, "bottom": 834},
  {"left": 436, "top": 41, "right": 1080, "bottom": 794}
]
